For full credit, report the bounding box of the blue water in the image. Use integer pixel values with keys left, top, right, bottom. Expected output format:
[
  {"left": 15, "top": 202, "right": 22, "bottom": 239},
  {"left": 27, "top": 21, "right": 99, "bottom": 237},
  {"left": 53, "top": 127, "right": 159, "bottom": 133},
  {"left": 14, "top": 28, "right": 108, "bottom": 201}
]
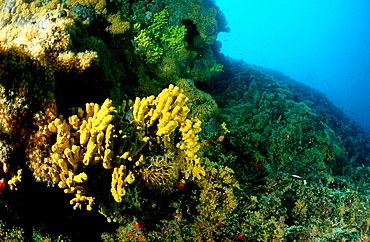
[{"left": 216, "top": 0, "right": 370, "bottom": 133}]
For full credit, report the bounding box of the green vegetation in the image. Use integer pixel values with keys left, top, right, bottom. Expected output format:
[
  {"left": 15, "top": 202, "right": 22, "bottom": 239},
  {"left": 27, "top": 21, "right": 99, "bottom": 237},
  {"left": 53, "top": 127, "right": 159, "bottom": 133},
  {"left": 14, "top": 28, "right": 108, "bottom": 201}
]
[{"left": 133, "top": 7, "right": 187, "bottom": 64}]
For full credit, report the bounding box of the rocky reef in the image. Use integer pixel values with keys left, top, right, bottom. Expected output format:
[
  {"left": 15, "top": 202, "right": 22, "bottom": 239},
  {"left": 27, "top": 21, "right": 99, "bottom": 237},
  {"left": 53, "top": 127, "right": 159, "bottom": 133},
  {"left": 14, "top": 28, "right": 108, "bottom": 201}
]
[{"left": 0, "top": 0, "right": 370, "bottom": 241}]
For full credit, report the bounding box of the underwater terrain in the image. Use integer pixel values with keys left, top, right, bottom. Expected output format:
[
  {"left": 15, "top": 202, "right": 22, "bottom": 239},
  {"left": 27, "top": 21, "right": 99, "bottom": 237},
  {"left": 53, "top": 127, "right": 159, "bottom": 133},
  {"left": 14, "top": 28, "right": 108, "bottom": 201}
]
[{"left": 0, "top": 0, "right": 370, "bottom": 241}]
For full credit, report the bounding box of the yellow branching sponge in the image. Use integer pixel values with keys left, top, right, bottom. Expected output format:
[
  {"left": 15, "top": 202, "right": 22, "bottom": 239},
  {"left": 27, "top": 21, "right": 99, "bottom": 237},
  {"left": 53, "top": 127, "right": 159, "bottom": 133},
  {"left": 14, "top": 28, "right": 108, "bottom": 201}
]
[
  {"left": 48, "top": 99, "right": 116, "bottom": 210},
  {"left": 70, "top": 190, "right": 95, "bottom": 211},
  {"left": 132, "top": 84, "right": 205, "bottom": 180},
  {"left": 111, "top": 165, "right": 135, "bottom": 203},
  {"left": 177, "top": 118, "right": 204, "bottom": 180},
  {"left": 47, "top": 85, "right": 204, "bottom": 210},
  {"left": 8, "top": 169, "right": 22, "bottom": 190}
]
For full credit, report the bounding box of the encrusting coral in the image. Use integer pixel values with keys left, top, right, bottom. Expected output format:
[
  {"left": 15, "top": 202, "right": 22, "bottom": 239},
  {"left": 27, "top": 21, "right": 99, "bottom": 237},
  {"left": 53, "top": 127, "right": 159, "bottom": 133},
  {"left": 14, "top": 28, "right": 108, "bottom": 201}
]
[{"left": 175, "top": 78, "right": 218, "bottom": 121}]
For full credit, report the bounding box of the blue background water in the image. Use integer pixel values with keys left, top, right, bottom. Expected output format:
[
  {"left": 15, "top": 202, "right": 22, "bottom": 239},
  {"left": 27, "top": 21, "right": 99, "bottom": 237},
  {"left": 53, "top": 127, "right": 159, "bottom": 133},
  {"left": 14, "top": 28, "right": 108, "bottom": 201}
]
[{"left": 216, "top": 0, "right": 370, "bottom": 133}]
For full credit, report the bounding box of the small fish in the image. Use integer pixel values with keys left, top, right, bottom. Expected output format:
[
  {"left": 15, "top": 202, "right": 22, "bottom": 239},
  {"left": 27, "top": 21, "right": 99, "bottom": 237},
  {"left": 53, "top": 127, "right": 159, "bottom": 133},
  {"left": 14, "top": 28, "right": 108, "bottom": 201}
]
[
  {"left": 276, "top": 114, "right": 282, "bottom": 123},
  {"left": 291, "top": 174, "right": 302, "bottom": 179}
]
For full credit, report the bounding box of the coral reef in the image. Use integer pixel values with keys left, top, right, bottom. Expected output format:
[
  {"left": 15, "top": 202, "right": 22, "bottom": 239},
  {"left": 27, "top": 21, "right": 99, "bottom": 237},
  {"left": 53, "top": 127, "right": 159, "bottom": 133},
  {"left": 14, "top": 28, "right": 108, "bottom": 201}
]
[
  {"left": 0, "top": 0, "right": 370, "bottom": 241},
  {"left": 33, "top": 85, "right": 204, "bottom": 211}
]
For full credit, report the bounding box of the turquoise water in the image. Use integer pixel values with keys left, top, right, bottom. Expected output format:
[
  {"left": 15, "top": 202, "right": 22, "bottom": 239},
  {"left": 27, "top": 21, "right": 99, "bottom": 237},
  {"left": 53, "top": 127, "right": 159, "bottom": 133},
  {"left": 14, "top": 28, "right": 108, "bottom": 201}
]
[{"left": 216, "top": 0, "right": 370, "bottom": 133}]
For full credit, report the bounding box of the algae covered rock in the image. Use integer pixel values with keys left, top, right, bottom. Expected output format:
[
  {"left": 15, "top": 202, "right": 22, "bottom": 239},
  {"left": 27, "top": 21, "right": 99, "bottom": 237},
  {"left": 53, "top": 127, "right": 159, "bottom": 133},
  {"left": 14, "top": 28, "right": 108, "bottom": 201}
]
[
  {"left": 175, "top": 78, "right": 218, "bottom": 122},
  {"left": 222, "top": 75, "right": 345, "bottom": 177}
]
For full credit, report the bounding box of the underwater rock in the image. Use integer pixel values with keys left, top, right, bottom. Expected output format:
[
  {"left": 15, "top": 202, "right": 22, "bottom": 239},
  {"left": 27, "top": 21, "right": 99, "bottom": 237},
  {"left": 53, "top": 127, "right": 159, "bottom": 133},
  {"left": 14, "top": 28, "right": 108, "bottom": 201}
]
[
  {"left": 58, "top": 10, "right": 68, "bottom": 18},
  {"left": 71, "top": 4, "right": 96, "bottom": 22},
  {"left": 1, "top": 0, "right": 16, "bottom": 14},
  {"left": 38, "top": 12, "right": 54, "bottom": 29}
]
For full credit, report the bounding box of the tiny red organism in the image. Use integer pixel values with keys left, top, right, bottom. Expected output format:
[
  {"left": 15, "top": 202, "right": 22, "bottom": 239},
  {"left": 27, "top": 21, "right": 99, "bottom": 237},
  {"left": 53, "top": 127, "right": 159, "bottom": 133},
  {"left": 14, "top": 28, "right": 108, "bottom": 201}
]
[
  {"left": 127, "top": 231, "right": 135, "bottom": 238},
  {"left": 266, "top": 188, "right": 273, "bottom": 194},
  {"left": 133, "top": 221, "right": 146, "bottom": 230},
  {"left": 218, "top": 135, "right": 225, "bottom": 142},
  {"left": 201, "top": 138, "right": 217, "bottom": 147},
  {"left": 254, "top": 163, "right": 263, "bottom": 170},
  {"left": 175, "top": 182, "right": 185, "bottom": 190},
  {"left": 237, "top": 233, "right": 244, "bottom": 238}
]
